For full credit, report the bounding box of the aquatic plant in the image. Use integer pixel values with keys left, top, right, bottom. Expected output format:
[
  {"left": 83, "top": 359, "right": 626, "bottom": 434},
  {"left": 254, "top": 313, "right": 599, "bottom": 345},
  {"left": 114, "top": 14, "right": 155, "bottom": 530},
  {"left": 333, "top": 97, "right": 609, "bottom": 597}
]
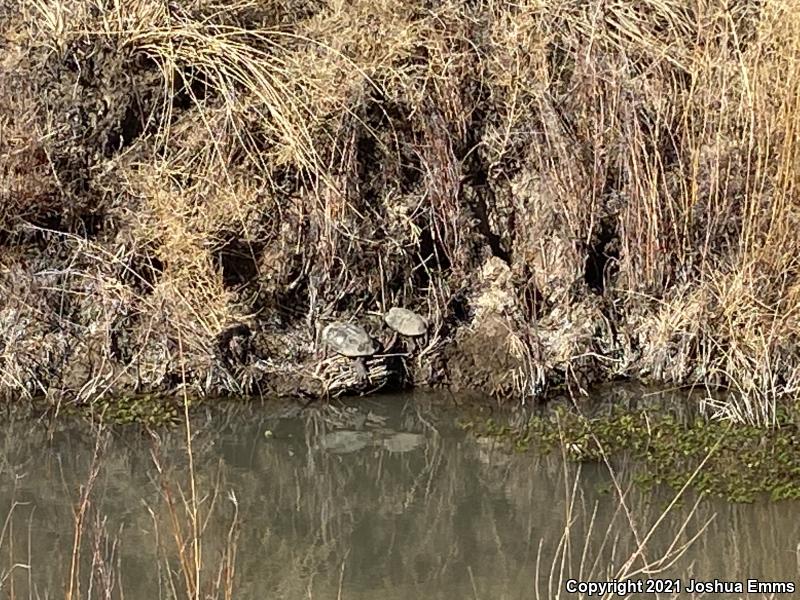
[{"left": 473, "top": 403, "right": 800, "bottom": 503}]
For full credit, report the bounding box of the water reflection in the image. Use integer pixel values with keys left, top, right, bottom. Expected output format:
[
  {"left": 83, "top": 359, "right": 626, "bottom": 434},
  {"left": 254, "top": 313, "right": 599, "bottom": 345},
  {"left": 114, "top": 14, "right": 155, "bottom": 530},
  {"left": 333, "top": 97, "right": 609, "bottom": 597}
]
[{"left": 0, "top": 395, "right": 797, "bottom": 599}]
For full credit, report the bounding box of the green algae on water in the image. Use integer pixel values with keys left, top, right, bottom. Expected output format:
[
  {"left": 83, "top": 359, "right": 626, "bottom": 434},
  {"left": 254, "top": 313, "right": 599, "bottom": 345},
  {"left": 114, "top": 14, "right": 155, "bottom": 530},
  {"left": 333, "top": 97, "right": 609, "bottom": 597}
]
[
  {"left": 468, "top": 406, "right": 800, "bottom": 503},
  {"left": 58, "top": 394, "right": 184, "bottom": 427}
]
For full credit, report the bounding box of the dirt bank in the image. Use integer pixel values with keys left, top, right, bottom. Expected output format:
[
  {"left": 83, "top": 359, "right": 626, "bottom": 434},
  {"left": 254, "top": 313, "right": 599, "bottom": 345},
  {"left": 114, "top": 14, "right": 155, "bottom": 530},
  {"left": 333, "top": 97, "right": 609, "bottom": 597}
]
[{"left": 1, "top": 1, "right": 799, "bottom": 422}]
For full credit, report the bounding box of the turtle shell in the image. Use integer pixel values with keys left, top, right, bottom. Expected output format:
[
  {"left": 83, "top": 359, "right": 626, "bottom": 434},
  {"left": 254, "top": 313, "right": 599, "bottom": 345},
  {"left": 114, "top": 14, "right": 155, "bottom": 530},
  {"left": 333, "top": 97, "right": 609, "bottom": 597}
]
[
  {"left": 322, "top": 322, "right": 377, "bottom": 357},
  {"left": 383, "top": 307, "right": 428, "bottom": 337}
]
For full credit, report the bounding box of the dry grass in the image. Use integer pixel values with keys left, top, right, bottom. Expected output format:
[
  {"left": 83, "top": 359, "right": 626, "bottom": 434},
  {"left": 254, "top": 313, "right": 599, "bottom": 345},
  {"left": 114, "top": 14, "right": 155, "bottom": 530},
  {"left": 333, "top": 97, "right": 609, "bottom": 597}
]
[{"left": 1, "top": 0, "right": 800, "bottom": 421}]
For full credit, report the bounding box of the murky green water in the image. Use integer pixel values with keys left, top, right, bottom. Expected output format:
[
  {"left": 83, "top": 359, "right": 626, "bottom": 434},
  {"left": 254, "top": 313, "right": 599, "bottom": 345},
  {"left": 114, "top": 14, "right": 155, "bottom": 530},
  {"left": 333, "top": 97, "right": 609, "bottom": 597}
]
[{"left": 0, "top": 394, "right": 798, "bottom": 599}]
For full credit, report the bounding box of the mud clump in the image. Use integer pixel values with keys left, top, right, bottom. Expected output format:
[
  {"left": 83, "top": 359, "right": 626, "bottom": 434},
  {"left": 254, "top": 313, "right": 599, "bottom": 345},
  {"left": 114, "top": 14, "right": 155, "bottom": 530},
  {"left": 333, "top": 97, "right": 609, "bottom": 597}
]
[{"left": 445, "top": 257, "right": 529, "bottom": 396}]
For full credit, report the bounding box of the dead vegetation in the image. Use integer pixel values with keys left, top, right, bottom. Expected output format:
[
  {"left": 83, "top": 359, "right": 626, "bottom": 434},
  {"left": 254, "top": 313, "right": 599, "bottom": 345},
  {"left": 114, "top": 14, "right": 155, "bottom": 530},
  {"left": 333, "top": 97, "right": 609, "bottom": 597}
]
[{"left": 1, "top": 0, "right": 800, "bottom": 423}]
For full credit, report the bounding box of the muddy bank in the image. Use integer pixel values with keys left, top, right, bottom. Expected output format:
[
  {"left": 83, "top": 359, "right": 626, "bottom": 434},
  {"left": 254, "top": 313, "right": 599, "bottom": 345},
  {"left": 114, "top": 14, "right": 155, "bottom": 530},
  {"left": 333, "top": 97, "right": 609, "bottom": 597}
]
[{"left": 1, "top": 1, "right": 800, "bottom": 418}]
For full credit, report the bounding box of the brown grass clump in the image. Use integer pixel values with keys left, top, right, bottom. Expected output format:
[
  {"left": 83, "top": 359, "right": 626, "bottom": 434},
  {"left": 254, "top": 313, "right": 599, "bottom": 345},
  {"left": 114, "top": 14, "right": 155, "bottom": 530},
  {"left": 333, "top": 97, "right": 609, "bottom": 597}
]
[{"left": 1, "top": 0, "right": 800, "bottom": 422}]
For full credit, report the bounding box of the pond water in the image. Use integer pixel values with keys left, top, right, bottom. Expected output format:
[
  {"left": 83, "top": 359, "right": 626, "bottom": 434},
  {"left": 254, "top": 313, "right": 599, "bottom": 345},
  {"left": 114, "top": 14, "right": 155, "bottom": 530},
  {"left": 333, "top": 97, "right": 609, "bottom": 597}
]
[{"left": 0, "top": 393, "right": 798, "bottom": 599}]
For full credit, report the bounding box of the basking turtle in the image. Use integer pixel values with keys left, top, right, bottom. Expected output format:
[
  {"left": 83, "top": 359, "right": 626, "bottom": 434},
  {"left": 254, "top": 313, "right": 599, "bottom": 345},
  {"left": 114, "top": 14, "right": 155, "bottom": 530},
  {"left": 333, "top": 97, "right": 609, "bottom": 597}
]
[
  {"left": 384, "top": 307, "right": 428, "bottom": 352},
  {"left": 384, "top": 307, "right": 428, "bottom": 337},
  {"left": 322, "top": 322, "right": 377, "bottom": 382}
]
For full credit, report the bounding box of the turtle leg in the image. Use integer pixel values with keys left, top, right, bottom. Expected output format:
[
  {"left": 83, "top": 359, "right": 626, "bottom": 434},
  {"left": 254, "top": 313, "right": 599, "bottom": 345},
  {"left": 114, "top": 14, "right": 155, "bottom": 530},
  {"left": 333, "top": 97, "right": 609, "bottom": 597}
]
[
  {"left": 354, "top": 357, "right": 369, "bottom": 384},
  {"left": 417, "top": 334, "right": 430, "bottom": 356},
  {"left": 385, "top": 331, "right": 399, "bottom": 353}
]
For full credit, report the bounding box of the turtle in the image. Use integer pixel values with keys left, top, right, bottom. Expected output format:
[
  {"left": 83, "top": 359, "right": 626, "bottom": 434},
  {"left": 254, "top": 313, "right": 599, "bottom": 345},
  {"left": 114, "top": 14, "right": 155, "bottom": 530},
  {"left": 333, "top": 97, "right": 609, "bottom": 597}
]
[
  {"left": 383, "top": 307, "right": 428, "bottom": 353},
  {"left": 384, "top": 307, "right": 428, "bottom": 337},
  {"left": 322, "top": 322, "right": 378, "bottom": 382}
]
